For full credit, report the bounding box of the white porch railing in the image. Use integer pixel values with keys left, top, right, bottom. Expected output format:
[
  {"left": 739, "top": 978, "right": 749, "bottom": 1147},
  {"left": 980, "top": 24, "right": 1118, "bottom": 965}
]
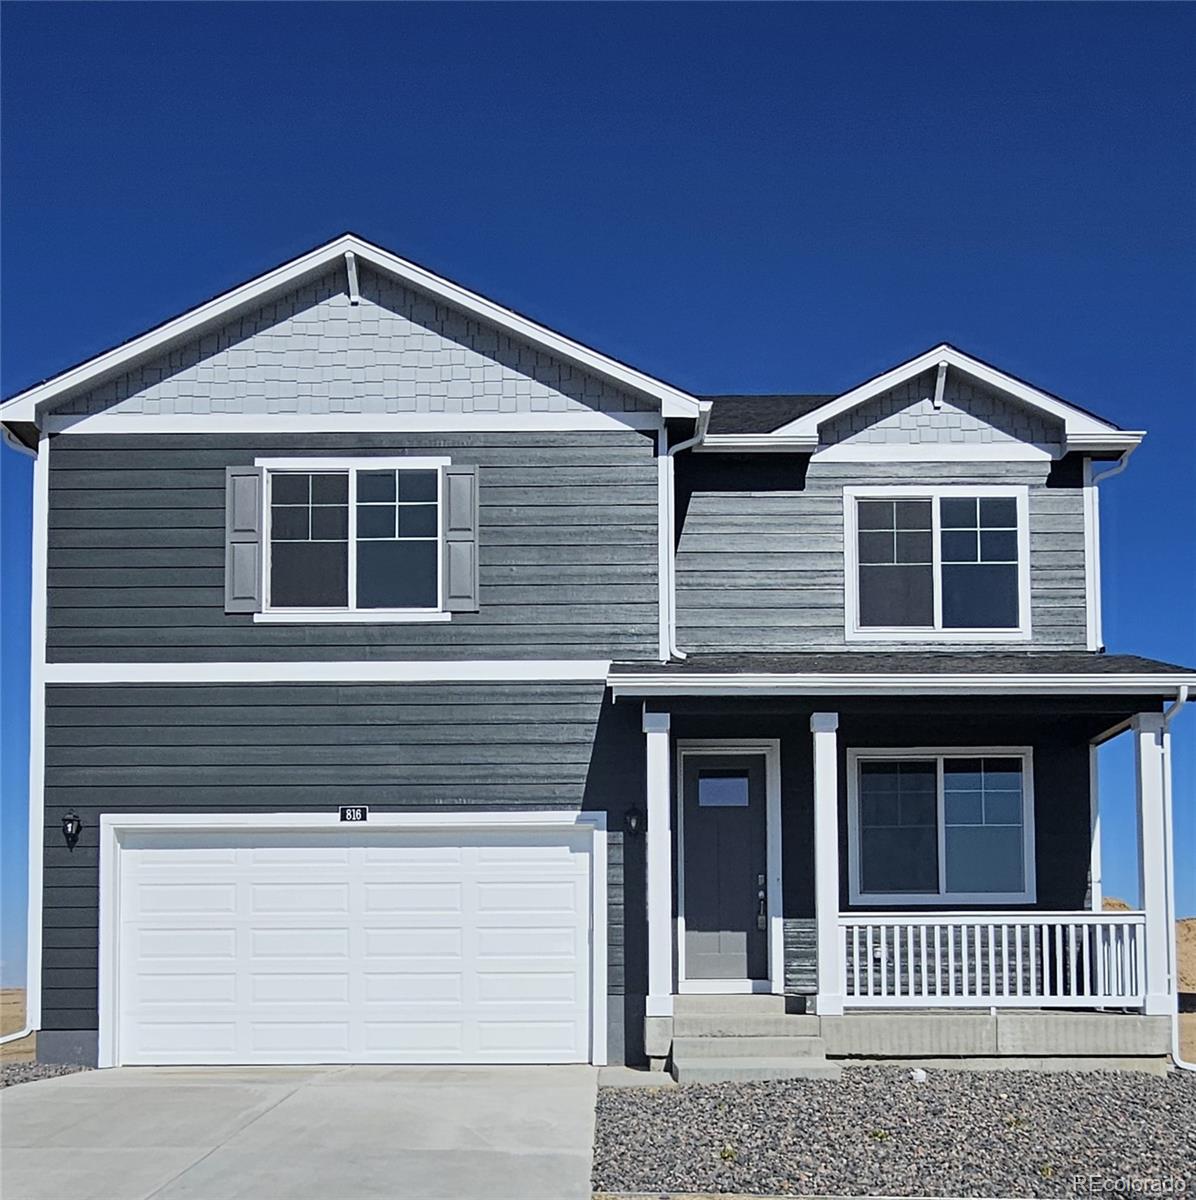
[{"left": 839, "top": 911, "right": 1147, "bottom": 1008}]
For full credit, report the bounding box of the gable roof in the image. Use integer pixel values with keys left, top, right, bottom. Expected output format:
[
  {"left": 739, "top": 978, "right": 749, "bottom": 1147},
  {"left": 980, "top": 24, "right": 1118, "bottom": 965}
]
[
  {"left": 699, "top": 344, "right": 1143, "bottom": 457},
  {"left": 0, "top": 232, "right": 707, "bottom": 432}
]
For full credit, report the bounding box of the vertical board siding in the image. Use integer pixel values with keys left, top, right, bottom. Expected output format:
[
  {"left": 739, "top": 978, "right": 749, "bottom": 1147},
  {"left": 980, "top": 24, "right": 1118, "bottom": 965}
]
[
  {"left": 676, "top": 459, "right": 1087, "bottom": 651},
  {"left": 41, "top": 680, "right": 640, "bottom": 1032},
  {"left": 46, "top": 431, "right": 659, "bottom": 661}
]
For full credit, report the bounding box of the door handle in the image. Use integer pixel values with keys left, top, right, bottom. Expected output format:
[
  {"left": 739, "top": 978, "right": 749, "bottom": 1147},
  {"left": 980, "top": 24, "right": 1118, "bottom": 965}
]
[{"left": 757, "top": 888, "right": 767, "bottom": 931}]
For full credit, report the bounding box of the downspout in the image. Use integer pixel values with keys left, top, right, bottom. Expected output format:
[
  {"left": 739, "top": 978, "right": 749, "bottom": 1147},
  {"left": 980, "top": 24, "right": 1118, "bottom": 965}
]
[
  {"left": 1162, "top": 685, "right": 1193, "bottom": 1071},
  {"left": 662, "top": 404, "right": 711, "bottom": 660}
]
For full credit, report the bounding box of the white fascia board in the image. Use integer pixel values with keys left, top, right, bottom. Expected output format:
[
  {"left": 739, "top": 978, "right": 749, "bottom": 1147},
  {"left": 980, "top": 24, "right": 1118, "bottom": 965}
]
[
  {"left": 607, "top": 671, "right": 1196, "bottom": 698},
  {"left": 2, "top": 234, "right": 703, "bottom": 423},
  {"left": 45, "top": 411, "right": 664, "bottom": 436},
  {"left": 46, "top": 660, "right": 612, "bottom": 685},
  {"left": 767, "top": 345, "right": 1128, "bottom": 447}
]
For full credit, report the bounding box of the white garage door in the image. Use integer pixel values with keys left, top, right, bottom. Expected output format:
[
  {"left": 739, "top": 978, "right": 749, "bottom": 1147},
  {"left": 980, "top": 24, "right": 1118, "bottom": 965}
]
[{"left": 114, "top": 826, "right": 593, "bottom": 1065}]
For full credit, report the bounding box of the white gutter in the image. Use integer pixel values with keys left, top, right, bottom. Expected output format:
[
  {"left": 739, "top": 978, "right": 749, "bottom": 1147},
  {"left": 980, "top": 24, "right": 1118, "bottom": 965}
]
[
  {"left": 660, "top": 404, "right": 712, "bottom": 660},
  {"left": 609, "top": 671, "right": 1196, "bottom": 698},
  {"left": 1, "top": 426, "right": 37, "bottom": 458},
  {"left": 1162, "top": 685, "right": 1193, "bottom": 1071},
  {"left": 1092, "top": 442, "right": 1140, "bottom": 484}
]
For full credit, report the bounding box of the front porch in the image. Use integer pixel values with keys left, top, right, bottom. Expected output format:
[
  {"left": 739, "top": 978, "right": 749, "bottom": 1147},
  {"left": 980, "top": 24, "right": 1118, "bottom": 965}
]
[{"left": 623, "top": 682, "right": 1182, "bottom": 1076}]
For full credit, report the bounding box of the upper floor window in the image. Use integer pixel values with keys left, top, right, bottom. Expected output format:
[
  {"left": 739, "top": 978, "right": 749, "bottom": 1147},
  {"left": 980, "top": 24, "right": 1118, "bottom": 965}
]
[
  {"left": 264, "top": 458, "right": 447, "bottom": 616},
  {"left": 844, "top": 485, "right": 1030, "bottom": 641}
]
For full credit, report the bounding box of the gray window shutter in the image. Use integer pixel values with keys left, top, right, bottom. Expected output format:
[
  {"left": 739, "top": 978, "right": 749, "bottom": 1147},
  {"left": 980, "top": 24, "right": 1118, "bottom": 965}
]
[
  {"left": 225, "top": 466, "right": 263, "bottom": 613},
  {"left": 443, "top": 464, "right": 479, "bottom": 612}
]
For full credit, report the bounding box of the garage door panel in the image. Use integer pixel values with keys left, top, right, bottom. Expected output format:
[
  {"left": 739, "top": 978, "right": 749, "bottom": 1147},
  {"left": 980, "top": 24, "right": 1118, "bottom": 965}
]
[{"left": 115, "top": 826, "right": 593, "bottom": 1065}]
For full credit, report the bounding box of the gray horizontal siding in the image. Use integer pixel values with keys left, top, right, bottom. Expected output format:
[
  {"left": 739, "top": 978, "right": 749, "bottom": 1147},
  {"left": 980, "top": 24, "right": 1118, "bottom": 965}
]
[
  {"left": 676, "top": 459, "right": 1088, "bottom": 652},
  {"left": 40, "top": 681, "right": 643, "bottom": 1033},
  {"left": 46, "top": 431, "right": 659, "bottom": 662}
]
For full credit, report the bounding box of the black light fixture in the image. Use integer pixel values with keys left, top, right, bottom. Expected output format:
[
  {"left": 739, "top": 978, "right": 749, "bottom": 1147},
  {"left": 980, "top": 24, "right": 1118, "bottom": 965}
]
[
  {"left": 61, "top": 811, "right": 82, "bottom": 851},
  {"left": 623, "top": 806, "right": 645, "bottom": 836}
]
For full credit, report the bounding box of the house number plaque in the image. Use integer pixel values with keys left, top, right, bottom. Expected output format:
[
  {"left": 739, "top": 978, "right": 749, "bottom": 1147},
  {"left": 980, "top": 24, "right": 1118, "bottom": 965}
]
[{"left": 338, "top": 806, "right": 369, "bottom": 822}]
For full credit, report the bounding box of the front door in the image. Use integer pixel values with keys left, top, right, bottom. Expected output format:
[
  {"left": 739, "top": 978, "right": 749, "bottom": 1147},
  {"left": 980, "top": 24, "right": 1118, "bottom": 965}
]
[{"left": 681, "top": 752, "right": 769, "bottom": 981}]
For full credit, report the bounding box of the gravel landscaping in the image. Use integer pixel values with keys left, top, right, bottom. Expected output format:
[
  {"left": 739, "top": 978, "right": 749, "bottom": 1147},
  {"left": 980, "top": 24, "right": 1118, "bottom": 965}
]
[
  {"left": 593, "top": 1067, "right": 1196, "bottom": 1198},
  {"left": 0, "top": 1061, "right": 91, "bottom": 1089}
]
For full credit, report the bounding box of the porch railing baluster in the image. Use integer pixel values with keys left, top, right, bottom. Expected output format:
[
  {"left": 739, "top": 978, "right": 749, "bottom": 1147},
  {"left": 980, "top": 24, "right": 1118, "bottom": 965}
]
[{"left": 833, "top": 910, "right": 1146, "bottom": 1009}]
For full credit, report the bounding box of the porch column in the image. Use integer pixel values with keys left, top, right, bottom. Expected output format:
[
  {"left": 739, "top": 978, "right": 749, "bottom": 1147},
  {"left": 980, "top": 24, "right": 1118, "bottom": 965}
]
[
  {"left": 1133, "top": 712, "right": 1173, "bottom": 1015},
  {"left": 643, "top": 709, "right": 673, "bottom": 1066},
  {"left": 811, "top": 712, "right": 844, "bottom": 1016}
]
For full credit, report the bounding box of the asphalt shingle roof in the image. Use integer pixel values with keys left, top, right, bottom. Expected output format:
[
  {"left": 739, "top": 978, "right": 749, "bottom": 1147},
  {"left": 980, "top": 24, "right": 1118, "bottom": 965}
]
[
  {"left": 701, "top": 394, "right": 838, "bottom": 435},
  {"left": 610, "top": 652, "right": 1195, "bottom": 675}
]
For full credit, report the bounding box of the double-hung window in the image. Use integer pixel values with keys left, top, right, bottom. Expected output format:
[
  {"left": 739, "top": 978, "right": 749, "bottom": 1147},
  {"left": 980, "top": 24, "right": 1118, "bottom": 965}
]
[
  {"left": 263, "top": 457, "right": 448, "bottom": 618},
  {"left": 845, "top": 485, "right": 1030, "bottom": 640},
  {"left": 847, "top": 749, "right": 1036, "bottom": 905}
]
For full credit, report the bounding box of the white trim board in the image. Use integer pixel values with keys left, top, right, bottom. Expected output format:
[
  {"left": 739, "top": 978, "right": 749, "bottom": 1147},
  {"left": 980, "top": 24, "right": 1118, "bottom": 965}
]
[
  {"left": 608, "top": 672, "right": 1195, "bottom": 698},
  {"left": 45, "top": 660, "right": 612, "bottom": 685},
  {"left": 97, "top": 809, "right": 607, "bottom": 1069},
  {"left": 674, "top": 740, "right": 784, "bottom": 996},
  {"left": 44, "top": 410, "right": 665, "bottom": 436},
  {"left": 24, "top": 433, "right": 49, "bottom": 1033},
  {"left": 2, "top": 233, "right": 703, "bottom": 423},
  {"left": 845, "top": 745, "right": 1037, "bottom": 907}
]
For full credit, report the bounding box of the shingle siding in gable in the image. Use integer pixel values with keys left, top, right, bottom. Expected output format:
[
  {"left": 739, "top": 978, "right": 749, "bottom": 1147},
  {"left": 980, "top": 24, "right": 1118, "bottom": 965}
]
[
  {"left": 674, "top": 459, "right": 1088, "bottom": 652},
  {"left": 46, "top": 430, "right": 659, "bottom": 662},
  {"left": 58, "top": 267, "right": 651, "bottom": 420},
  {"left": 820, "top": 369, "right": 1064, "bottom": 448}
]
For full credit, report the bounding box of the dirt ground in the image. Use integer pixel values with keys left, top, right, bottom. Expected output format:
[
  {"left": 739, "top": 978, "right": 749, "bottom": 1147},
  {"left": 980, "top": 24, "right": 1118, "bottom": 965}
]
[{"left": 0, "top": 988, "right": 35, "bottom": 1061}]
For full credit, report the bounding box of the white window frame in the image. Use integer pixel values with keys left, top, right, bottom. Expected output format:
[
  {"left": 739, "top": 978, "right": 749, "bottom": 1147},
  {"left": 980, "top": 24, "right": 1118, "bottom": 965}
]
[
  {"left": 846, "top": 746, "right": 1037, "bottom": 906},
  {"left": 843, "top": 484, "right": 1031, "bottom": 643},
  {"left": 255, "top": 456, "right": 452, "bottom": 624}
]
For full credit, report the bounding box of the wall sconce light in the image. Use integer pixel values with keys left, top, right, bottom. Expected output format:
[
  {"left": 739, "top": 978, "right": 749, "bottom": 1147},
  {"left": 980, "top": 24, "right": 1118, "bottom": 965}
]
[
  {"left": 61, "top": 812, "right": 82, "bottom": 851},
  {"left": 623, "top": 806, "right": 645, "bottom": 836}
]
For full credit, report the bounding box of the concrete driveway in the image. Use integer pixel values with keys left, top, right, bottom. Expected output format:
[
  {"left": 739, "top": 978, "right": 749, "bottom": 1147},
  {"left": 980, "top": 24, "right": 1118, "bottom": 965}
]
[{"left": 0, "top": 1064, "right": 598, "bottom": 1200}]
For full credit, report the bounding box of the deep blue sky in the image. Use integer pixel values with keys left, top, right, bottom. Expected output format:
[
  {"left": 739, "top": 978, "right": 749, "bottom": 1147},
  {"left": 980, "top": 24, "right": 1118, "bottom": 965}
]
[{"left": 1, "top": 3, "right": 1194, "bottom": 985}]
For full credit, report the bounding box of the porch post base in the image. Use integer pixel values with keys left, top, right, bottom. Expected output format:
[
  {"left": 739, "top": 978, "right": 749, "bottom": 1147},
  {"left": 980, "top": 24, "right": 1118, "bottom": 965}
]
[
  {"left": 647, "top": 1057, "right": 669, "bottom": 1073},
  {"left": 644, "top": 1014, "right": 674, "bottom": 1061},
  {"left": 815, "top": 994, "right": 845, "bottom": 1017},
  {"left": 1142, "top": 993, "right": 1177, "bottom": 1017}
]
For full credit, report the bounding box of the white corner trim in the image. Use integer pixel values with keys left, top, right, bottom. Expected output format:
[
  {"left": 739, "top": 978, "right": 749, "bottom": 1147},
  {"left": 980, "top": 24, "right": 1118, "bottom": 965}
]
[
  {"left": 675, "top": 740, "right": 784, "bottom": 996},
  {"left": 45, "top": 660, "right": 612, "bottom": 685},
  {"left": 24, "top": 433, "right": 49, "bottom": 1033},
  {"left": 845, "top": 746, "right": 1037, "bottom": 907},
  {"left": 97, "top": 809, "right": 608, "bottom": 1069},
  {"left": 767, "top": 345, "right": 1135, "bottom": 447},
  {"left": 45, "top": 410, "right": 664, "bottom": 436},
  {"left": 1082, "top": 457, "right": 1103, "bottom": 651},
  {"left": 842, "top": 484, "right": 1032, "bottom": 644},
  {"left": 607, "top": 671, "right": 1196, "bottom": 698},
  {"left": 3, "top": 233, "right": 702, "bottom": 422}
]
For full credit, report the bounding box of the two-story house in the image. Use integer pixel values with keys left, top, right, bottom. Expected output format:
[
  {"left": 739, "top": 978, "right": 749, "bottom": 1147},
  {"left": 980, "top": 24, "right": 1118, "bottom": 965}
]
[{"left": 2, "top": 234, "right": 1191, "bottom": 1080}]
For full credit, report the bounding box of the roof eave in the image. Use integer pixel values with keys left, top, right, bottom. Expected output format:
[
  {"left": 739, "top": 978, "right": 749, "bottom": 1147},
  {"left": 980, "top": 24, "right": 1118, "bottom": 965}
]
[{"left": 608, "top": 670, "right": 1196, "bottom": 698}]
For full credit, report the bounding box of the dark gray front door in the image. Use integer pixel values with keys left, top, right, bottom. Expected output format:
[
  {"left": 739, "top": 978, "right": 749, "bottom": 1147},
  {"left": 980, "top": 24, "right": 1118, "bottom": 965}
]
[{"left": 681, "top": 752, "right": 768, "bottom": 981}]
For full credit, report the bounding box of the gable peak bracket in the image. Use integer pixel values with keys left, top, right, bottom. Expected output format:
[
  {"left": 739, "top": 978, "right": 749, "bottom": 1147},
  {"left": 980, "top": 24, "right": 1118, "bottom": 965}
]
[
  {"left": 344, "top": 251, "right": 361, "bottom": 306},
  {"left": 932, "top": 361, "right": 948, "bottom": 410}
]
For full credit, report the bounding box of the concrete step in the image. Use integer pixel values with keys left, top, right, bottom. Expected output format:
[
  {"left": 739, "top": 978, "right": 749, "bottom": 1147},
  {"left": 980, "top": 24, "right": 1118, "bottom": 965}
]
[
  {"left": 672, "top": 994, "right": 788, "bottom": 1016},
  {"left": 672, "top": 1035, "right": 827, "bottom": 1059},
  {"left": 671, "top": 1056, "right": 842, "bottom": 1084},
  {"left": 673, "top": 1013, "right": 822, "bottom": 1038}
]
